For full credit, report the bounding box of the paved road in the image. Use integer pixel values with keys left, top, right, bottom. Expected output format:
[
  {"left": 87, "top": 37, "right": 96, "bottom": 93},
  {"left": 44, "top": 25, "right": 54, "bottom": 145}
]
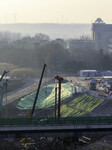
[
  {"left": 3, "top": 77, "right": 53, "bottom": 105},
  {"left": 3, "top": 79, "right": 39, "bottom": 105},
  {"left": 64, "top": 76, "right": 89, "bottom": 87}
]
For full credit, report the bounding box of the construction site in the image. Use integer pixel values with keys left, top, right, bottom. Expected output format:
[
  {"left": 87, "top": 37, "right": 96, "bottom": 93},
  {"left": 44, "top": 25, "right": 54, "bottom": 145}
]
[
  {"left": 0, "top": 68, "right": 107, "bottom": 119},
  {"left": 0, "top": 65, "right": 112, "bottom": 149}
]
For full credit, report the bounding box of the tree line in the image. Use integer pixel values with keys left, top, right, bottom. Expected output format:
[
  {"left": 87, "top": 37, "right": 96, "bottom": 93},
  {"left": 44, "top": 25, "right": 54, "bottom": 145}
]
[{"left": 0, "top": 32, "right": 111, "bottom": 76}]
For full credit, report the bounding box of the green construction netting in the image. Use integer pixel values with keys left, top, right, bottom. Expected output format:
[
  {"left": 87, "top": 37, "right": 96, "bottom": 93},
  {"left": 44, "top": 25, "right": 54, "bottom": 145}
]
[
  {"left": 61, "top": 93, "right": 104, "bottom": 117},
  {"left": 18, "top": 82, "right": 75, "bottom": 110}
]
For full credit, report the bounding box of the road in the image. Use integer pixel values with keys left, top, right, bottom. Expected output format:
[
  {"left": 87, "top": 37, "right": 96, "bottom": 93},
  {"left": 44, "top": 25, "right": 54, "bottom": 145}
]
[
  {"left": 64, "top": 76, "right": 89, "bottom": 87},
  {"left": 3, "top": 79, "right": 39, "bottom": 105},
  {"left": 2, "top": 77, "right": 53, "bottom": 105}
]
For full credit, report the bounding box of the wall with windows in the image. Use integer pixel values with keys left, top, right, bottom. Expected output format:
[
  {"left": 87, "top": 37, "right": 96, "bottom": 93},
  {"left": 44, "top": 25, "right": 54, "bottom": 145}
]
[{"left": 92, "top": 18, "right": 112, "bottom": 52}]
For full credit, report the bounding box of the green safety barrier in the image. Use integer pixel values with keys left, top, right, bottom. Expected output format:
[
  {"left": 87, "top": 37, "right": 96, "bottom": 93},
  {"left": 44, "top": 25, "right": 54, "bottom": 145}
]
[
  {"left": 61, "top": 94, "right": 104, "bottom": 117},
  {"left": 17, "top": 82, "right": 104, "bottom": 118},
  {"left": 0, "top": 116, "right": 112, "bottom": 126},
  {"left": 18, "top": 82, "right": 73, "bottom": 110}
]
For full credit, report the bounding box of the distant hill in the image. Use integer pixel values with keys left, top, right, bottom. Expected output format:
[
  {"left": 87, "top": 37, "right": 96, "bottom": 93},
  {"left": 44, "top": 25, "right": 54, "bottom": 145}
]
[{"left": 0, "top": 23, "right": 91, "bottom": 39}]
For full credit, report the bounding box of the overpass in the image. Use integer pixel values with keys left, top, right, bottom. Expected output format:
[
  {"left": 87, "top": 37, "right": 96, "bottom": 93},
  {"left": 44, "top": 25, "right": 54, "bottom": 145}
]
[{"left": 0, "top": 116, "right": 112, "bottom": 138}]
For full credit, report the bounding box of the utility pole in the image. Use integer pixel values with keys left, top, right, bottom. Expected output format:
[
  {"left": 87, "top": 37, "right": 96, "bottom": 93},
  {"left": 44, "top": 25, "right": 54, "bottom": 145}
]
[{"left": 55, "top": 76, "right": 63, "bottom": 119}]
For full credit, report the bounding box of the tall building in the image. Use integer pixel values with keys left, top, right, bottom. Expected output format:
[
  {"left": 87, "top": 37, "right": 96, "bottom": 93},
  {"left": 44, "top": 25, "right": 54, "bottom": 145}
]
[{"left": 92, "top": 18, "right": 112, "bottom": 52}]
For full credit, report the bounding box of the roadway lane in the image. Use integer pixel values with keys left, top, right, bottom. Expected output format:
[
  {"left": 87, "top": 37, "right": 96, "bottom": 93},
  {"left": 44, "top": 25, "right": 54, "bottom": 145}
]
[
  {"left": 3, "top": 79, "right": 39, "bottom": 105},
  {"left": 3, "top": 77, "right": 53, "bottom": 105},
  {"left": 64, "top": 76, "right": 89, "bottom": 88}
]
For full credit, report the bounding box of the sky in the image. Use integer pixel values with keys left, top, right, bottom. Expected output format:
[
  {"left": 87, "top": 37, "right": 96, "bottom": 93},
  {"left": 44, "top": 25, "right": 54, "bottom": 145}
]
[{"left": 0, "top": 0, "right": 112, "bottom": 24}]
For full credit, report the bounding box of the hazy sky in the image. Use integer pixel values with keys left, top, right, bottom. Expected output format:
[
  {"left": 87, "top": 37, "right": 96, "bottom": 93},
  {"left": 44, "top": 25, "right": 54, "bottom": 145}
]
[{"left": 0, "top": 0, "right": 112, "bottom": 24}]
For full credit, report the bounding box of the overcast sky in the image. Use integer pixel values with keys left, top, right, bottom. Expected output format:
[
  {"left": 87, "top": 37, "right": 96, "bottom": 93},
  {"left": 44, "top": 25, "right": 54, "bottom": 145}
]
[{"left": 0, "top": 0, "right": 112, "bottom": 24}]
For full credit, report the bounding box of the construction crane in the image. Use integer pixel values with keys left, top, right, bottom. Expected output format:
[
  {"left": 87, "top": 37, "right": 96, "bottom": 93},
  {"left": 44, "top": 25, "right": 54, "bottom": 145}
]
[
  {"left": 29, "top": 64, "right": 47, "bottom": 118},
  {"left": 0, "top": 70, "right": 9, "bottom": 83},
  {"left": 0, "top": 71, "right": 9, "bottom": 113}
]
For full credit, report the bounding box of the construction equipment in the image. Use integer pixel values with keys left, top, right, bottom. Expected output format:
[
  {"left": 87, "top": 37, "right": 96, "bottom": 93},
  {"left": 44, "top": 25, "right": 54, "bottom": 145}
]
[
  {"left": 20, "top": 138, "right": 36, "bottom": 150},
  {"left": 0, "top": 70, "right": 9, "bottom": 83},
  {"left": 55, "top": 75, "right": 63, "bottom": 119},
  {"left": 29, "top": 64, "right": 47, "bottom": 118},
  {"left": 0, "top": 82, "right": 7, "bottom": 109},
  {"left": 89, "top": 79, "right": 96, "bottom": 90},
  {"left": 24, "top": 143, "right": 36, "bottom": 150},
  {"left": 0, "top": 71, "right": 9, "bottom": 113}
]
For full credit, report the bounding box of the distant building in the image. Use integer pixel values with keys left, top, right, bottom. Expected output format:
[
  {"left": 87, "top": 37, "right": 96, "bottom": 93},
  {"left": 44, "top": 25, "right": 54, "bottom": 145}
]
[
  {"left": 68, "top": 18, "right": 112, "bottom": 52},
  {"left": 92, "top": 18, "right": 112, "bottom": 52},
  {"left": 68, "top": 39, "right": 93, "bottom": 49},
  {"left": 78, "top": 70, "right": 97, "bottom": 77}
]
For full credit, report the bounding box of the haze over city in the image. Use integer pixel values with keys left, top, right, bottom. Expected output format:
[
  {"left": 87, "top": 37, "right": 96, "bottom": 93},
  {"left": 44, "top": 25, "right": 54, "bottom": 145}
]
[
  {"left": 0, "top": 0, "right": 112, "bottom": 150},
  {"left": 0, "top": 0, "right": 112, "bottom": 24}
]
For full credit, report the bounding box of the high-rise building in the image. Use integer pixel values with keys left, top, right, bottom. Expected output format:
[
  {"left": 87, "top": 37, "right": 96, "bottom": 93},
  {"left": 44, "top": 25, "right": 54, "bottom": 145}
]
[{"left": 92, "top": 18, "right": 112, "bottom": 52}]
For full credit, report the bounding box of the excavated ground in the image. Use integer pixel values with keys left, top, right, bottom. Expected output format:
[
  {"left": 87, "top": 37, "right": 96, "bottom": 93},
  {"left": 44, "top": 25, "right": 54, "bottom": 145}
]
[{"left": 1, "top": 77, "right": 112, "bottom": 149}]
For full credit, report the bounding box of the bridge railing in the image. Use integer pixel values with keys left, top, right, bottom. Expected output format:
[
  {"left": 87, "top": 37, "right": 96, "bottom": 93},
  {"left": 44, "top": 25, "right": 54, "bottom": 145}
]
[{"left": 0, "top": 116, "right": 112, "bottom": 126}]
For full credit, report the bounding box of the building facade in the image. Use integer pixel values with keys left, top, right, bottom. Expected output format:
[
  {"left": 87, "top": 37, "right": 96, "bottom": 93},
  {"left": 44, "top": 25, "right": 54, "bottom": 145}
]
[{"left": 92, "top": 18, "right": 112, "bottom": 52}]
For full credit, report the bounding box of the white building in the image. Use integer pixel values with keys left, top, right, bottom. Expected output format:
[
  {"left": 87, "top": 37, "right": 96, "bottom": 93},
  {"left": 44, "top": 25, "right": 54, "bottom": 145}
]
[
  {"left": 79, "top": 70, "right": 97, "bottom": 77},
  {"left": 92, "top": 18, "right": 112, "bottom": 52}
]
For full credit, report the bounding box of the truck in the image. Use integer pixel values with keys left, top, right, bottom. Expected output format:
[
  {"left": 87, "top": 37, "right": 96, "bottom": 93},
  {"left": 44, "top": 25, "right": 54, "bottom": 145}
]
[{"left": 89, "top": 79, "right": 97, "bottom": 90}]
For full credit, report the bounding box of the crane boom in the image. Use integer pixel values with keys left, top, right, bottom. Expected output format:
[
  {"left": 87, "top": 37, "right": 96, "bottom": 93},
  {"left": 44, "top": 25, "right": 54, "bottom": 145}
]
[
  {"left": 0, "top": 71, "right": 9, "bottom": 83},
  {"left": 29, "top": 64, "right": 47, "bottom": 118},
  {"left": 0, "top": 70, "right": 9, "bottom": 115}
]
